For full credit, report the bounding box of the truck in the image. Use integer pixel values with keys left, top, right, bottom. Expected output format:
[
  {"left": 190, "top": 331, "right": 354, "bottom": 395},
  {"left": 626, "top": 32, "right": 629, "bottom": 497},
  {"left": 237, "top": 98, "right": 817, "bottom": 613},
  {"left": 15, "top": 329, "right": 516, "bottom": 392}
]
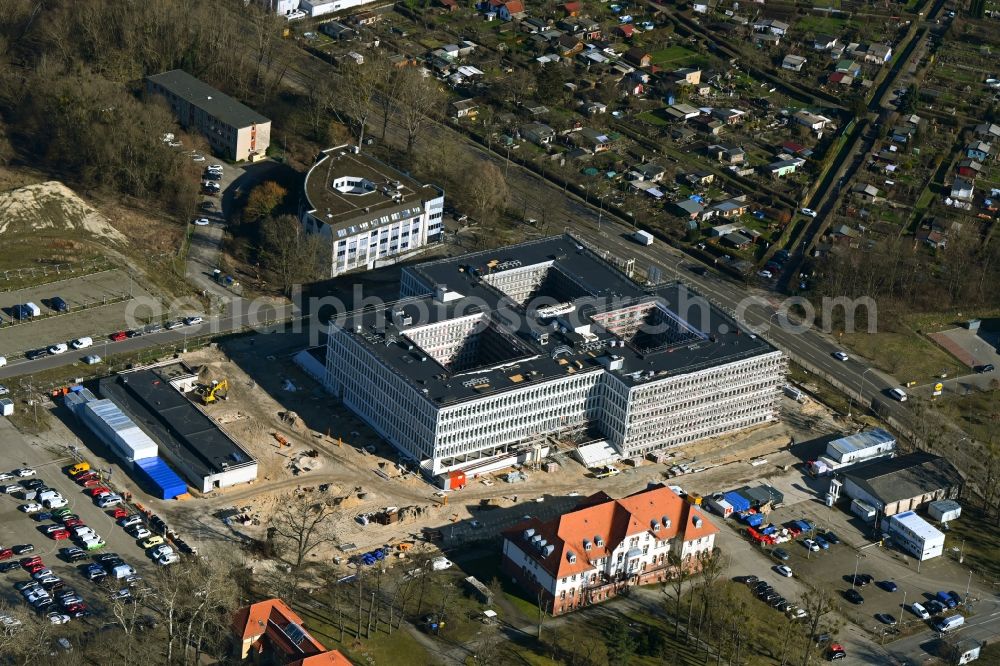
[
  {"left": 851, "top": 498, "right": 877, "bottom": 522},
  {"left": 594, "top": 465, "right": 621, "bottom": 479},
  {"left": 633, "top": 230, "right": 654, "bottom": 246},
  {"left": 111, "top": 563, "right": 136, "bottom": 580}
]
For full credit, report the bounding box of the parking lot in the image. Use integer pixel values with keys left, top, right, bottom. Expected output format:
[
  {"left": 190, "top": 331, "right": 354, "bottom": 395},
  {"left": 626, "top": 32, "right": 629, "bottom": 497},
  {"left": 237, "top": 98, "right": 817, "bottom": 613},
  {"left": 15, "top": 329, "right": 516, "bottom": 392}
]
[
  {"left": 0, "top": 417, "right": 155, "bottom": 624},
  {"left": 0, "top": 269, "right": 161, "bottom": 358}
]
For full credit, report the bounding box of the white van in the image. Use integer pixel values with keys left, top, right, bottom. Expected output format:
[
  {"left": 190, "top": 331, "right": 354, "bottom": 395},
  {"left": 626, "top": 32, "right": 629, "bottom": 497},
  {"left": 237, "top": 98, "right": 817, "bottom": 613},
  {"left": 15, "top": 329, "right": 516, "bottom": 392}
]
[
  {"left": 889, "top": 388, "right": 908, "bottom": 402},
  {"left": 431, "top": 557, "right": 453, "bottom": 571},
  {"left": 71, "top": 337, "right": 93, "bottom": 349},
  {"left": 37, "top": 490, "right": 62, "bottom": 503},
  {"left": 909, "top": 602, "right": 930, "bottom": 620},
  {"left": 936, "top": 614, "right": 964, "bottom": 632},
  {"left": 0, "top": 356, "right": 6, "bottom": 368}
]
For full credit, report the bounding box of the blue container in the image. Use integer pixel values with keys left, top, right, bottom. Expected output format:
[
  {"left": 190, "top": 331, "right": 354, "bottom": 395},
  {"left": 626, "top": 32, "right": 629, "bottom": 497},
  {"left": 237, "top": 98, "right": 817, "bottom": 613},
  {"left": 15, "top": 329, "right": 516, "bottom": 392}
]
[{"left": 133, "top": 457, "right": 187, "bottom": 500}]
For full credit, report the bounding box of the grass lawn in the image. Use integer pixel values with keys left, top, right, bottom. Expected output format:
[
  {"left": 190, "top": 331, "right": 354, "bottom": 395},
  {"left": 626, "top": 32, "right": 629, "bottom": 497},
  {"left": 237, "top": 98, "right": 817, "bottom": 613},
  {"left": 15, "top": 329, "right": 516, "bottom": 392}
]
[
  {"left": 935, "top": 386, "right": 1000, "bottom": 446},
  {"left": 840, "top": 328, "right": 964, "bottom": 384},
  {"left": 637, "top": 109, "right": 671, "bottom": 126},
  {"left": 915, "top": 186, "right": 935, "bottom": 209},
  {"left": 795, "top": 15, "right": 848, "bottom": 34},
  {"left": 935, "top": 505, "right": 1000, "bottom": 582},
  {"left": 649, "top": 45, "right": 699, "bottom": 67},
  {"left": 293, "top": 602, "right": 433, "bottom": 666}
]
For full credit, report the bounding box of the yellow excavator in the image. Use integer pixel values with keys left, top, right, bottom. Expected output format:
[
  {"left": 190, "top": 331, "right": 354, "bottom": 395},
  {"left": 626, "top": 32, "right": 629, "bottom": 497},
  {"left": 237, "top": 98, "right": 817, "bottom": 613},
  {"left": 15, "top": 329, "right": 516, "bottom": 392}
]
[{"left": 200, "top": 379, "right": 229, "bottom": 405}]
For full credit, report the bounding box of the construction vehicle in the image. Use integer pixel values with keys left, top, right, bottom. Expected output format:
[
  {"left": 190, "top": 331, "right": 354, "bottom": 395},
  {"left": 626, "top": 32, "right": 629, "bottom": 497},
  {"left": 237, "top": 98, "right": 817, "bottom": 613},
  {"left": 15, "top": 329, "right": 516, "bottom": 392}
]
[{"left": 200, "top": 379, "right": 229, "bottom": 405}]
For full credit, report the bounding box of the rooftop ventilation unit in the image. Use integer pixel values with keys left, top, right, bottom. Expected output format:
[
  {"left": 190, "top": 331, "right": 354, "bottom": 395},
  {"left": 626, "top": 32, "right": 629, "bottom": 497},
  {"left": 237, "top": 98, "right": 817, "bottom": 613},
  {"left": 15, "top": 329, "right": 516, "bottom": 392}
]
[
  {"left": 523, "top": 528, "right": 536, "bottom": 539},
  {"left": 543, "top": 544, "right": 555, "bottom": 557}
]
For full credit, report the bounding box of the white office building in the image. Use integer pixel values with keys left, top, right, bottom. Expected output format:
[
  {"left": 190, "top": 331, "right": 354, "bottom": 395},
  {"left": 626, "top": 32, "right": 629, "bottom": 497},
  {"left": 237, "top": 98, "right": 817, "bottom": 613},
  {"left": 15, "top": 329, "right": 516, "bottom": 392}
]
[
  {"left": 887, "top": 511, "right": 945, "bottom": 561},
  {"left": 323, "top": 235, "right": 786, "bottom": 478},
  {"left": 301, "top": 146, "right": 445, "bottom": 277}
]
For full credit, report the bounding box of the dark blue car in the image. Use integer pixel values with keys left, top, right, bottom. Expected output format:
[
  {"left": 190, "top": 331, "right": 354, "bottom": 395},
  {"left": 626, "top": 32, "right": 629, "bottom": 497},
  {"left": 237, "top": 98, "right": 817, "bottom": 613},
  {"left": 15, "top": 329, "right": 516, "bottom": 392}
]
[
  {"left": 877, "top": 580, "right": 898, "bottom": 593},
  {"left": 936, "top": 591, "right": 957, "bottom": 609}
]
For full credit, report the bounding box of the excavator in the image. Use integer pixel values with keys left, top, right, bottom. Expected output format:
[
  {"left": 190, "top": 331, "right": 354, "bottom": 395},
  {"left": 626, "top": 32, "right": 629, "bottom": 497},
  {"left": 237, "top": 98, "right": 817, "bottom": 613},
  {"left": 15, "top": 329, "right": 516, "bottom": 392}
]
[{"left": 200, "top": 379, "right": 229, "bottom": 405}]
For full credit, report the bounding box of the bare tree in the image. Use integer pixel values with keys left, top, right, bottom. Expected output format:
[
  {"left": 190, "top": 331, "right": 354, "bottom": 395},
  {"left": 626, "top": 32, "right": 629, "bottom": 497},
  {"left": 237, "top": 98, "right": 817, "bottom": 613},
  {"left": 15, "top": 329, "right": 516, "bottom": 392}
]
[
  {"left": 339, "top": 59, "right": 381, "bottom": 148},
  {"left": 800, "top": 588, "right": 837, "bottom": 666},
  {"left": 261, "top": 214, "right": 328, "bottom": 295},
  {"left": 395, "top": 67, "right": 444, "bottom": 153},
  {"left": 270, "top": 492, "right": 338, "bottom": 570},
  {"left": 461, "top": 160, "right": 510, "bottom": 225}
]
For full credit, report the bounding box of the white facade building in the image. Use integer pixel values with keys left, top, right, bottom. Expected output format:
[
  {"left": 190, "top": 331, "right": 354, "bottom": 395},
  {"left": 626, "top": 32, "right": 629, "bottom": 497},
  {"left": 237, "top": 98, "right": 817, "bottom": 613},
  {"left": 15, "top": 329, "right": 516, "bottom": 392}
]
[
  {"left": 324, "top": 235, "right": 785, "bottom": 478},
  {"left": 501, "top": 485, "right": 718, "bottom": 615},
  {"left": 825, "top": 428, "right": 895, "bottom": 465},
  {"left": 302, "top": 147, "right": 444, "bottom": 277},
  {"left": 887, "top": 511, "right": 945, "bottom": 561}
]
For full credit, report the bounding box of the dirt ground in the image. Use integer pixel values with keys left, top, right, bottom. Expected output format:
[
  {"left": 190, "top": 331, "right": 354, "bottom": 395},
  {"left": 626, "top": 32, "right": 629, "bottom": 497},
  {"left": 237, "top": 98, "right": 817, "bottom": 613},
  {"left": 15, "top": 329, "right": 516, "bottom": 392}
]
[{"left": 157, "top": 341, "right": 846, "bottom": 577}]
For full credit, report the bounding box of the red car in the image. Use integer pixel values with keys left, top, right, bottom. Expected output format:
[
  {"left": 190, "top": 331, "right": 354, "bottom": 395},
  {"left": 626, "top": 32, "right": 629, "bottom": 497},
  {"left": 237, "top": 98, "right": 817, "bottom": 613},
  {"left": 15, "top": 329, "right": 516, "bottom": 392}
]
[
  {"left": 26, "top": 562, "right": 47, "bottom": 573},
  {"left": 82, "top": 479, "right": 102, "bottom": 488},
  {"left": 75, "top": 472, "right": 98, "bottom": 483},
  {"left": 49, "top": 529, "right": 70, "bottom": 541},
  {"left": 64, "top": 603, "right": 85, "bottom": 614},
  {"left": 109, "top": 507, "right": 129, "bottom": 519},
  {"left": 20, "top": 556, "right": 42, "bottom": 568},
  {"left": 0, "top": 548, "right": 12, "bottom": 561},
  {"left": 109, "top": 331, "right": 127, "bottom": 342},
  {"left": 87, "top": 486, "right": 111, "bottom": 497},
  {"left": 63, "top": 518, "right": 84, "bottom": 529}
]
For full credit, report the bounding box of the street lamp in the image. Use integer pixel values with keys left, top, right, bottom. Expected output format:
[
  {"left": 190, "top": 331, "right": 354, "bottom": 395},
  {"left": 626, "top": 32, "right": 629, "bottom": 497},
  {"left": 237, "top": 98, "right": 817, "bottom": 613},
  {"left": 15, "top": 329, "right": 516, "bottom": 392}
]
[
  {"left": 959, "top": 537, "right": 966, "bottom": 564},
  {"left": 898, "top": 589, "right": 907, "bottom": 629},
  {"left": 966, "top": 569, "right": 973, "bottom": 598},
  {"left": 852, "top": 552, "right": 861, "bottom": 589},
  {"left": 859, "top": 367, "right": 876, "bottom": 410}
]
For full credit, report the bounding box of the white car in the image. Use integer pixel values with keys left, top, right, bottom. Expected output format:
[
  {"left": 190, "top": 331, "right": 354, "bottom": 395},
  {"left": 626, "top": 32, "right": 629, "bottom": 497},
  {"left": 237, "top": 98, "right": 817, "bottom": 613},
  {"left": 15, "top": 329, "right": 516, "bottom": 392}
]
[
  {"left": 151, "top": 545, "right": 174, "bottom": 559},
  {"left": 758, "top": 270, "right": 773, "bottom": 279},
  {"left": 156, "top": 552, "right": 180, "bottom": 566},
  {"left": 832, "top": 351, "right": 849, "bottom": 361},
  {"left": 47, "top": 613, "right": 71, "bottom": 625},
  {"left": 0, "top": 356, "right": 6, "bottom": 367},
  {"left": 910, "top": 602, "right": 930, "bottom": 619},
  {"left": 83, "top": 355, "right": 102, "bottom": 365},
  {"left": 97, "top": 494, "right": 123, "bottom": 508},
  {"left": 2, "top": 484, "right": 20, "bottom": 494},
  {"left": 775, "top": 565, "right": 793, "bottom": 577},
  {"left": 15, "top": 468, "right": 36, "bottom": 477},
  {"left": 206, "top": 164, "right": 223, "bottom": 173},
  {"left": 802, "top": 539, "right": 820, "bottom": 552},
  {"left": 48, "top": 343, "right": 68, "bottom": 355},
  {"left": 119, "top": 515, "right": 143, "bottom": 528},
  {"left": 0, "top": 473, "right": 11, "bottom": 481},
  {"left": 0, "top": 385, "right": 8, "bottom": 396},
  {"left": 44, "top": 497, "right": 68, "bottom": 509},
  {"left": 286, "top": 9, "right": 307, "bottom": 20},
  {"left": 128, "top": 526, "right": 152, "bottom": 540},
  {"left": 193, "top": 218, "right": 210, "bottom": 226},
  {"left": 801, "top": 208, "right": 817, "bottom": 217},
  {"left": 71, "top": 337, "right": 93, "bottom": 349},
  {"left": 183, "top": 316, "right": 204, "bottom": 326},
  {"left": 190, "top": 154, "right": 206, "bottom": 162}
]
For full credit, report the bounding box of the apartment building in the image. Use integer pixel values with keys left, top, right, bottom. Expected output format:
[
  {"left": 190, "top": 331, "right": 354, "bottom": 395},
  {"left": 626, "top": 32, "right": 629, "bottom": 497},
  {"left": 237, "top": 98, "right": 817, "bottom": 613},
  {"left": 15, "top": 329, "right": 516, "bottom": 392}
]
[
  {"left": 501, "top": 485, "right": 718, "bottom": 615},
  {"left": 323, "top": 235, "right": 785, "bottom": 479},
  {"left": 146, "top": 70, "right": 271, "bottom": 162},
  {"left": 301, "top": 146, "right": 445, "bottom": 277}
]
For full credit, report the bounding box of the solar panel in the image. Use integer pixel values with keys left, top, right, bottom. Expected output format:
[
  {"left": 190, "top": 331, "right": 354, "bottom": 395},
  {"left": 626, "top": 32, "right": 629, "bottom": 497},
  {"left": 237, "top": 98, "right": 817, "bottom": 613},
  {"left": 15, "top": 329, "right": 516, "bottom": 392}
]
[{"left": 283, "top": 622, "right": 308, "bottom": 648}]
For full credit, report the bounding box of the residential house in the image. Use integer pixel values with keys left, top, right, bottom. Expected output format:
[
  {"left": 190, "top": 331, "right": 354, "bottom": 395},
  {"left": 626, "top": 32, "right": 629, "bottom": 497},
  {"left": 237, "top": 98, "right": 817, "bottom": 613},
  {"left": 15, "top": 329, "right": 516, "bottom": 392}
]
[
  {"left": 829, "top": 224, "right": 859, "bottom": 245},
  {"left": 616, "top": 24, "right": 635, "bottom": 39},
  {"left": 578, "top": 19, "right": 602, "bottom": 40},
  {"left": 483, "top": 0, "right": 524, "bottom": 21},
  {"left": 781, "top": 141, "right": 811, "bottom": 157},
  {"left": 704, "top": 197, "right": 749, "bottom": 220},
  {"left": 562, "top": 1, "right": 582, "bottom": 16},
  {"left": 766, "top": 158, "right": 805, "bottom": 177},
  {"left": 690, "top": 114, "right": 724, "bottom": 136},
  {"left": 231, "top": 598, "right": 354, "bottom": 665},
  {"left": 500, "top": 485, "right": 718, "bottom": 616},
  {"left": 524, "top": 17, "right": 548, "bottom": 32},
  {"left": 916, "top": 219, "right": 959, "bottom": 250},
  {"left": 782, "top": 55, "right": 807, "bottom": 71},
  {"left": 752, "top": 32, "right": 781, "bottom": 47},
  {"left": 835, "top": 59, "right": 861, "bottom": 77},
  {"left": 753, "top": 18, "right": 790, "bottom": 36},
  {"left": 665, "top": 103, "right": 701, "bottom": 121},
  {"left": 672, "top": 198, "right": 706, "bottom": 219},
  {"left": 558, "top": 34, "right": 583, "bottom": 57},
  {"left": 851, "top": 42, "right": 892, "bottom": 63},
  {"left": 975, "top": 123, "right": 1000, "bottom": 140},
  {"left": 577, "top": 127, "right": 613, "bottom": 152},
  {"left": 957, "top": 159, "right": 983, "bottom": 179},
  {"left": 851, "top": 183, "right": 880, "bottom": 201},
  {"left": 685, "top": 171, "right": 715, "bottom": 186},
  {"left": 522, "top": 122, "right": 556, "bottom": 146},
  {"left": 624, "top": 47, "right": 651, "bottom": 67},
  {"left": 711, "top": 108, "right": 745, "bottom": 125},
  {"left": 451, "top": 99, "right": 479, "bottom": 119},
  {"left": 828, "top": 72, "right": 854, "bottom": 86},
  {"left": 813, "top": 34, "right": 839, "bottom": 51},
  {"left": 673, "top": 68, "right": 702, "bottom": 85},
  {"left": 967, "top": 141, "right": 992, "bottom": 161},
  {"left": 951, "top": 177, "right": 974, "bottom": 201},
  {"left": 439, "top": 0, "right": 459, "bottom": 11},
  {"left": 582, "top": 101, "right": 607, "bottom": 115},
  {"left": 890, "top": 125, "right": 917, "bottom": 144},
  {"left": 633, "top": 163, "right": 666, "bottom": 182},
  {"left": 707, "top": 144, "right": 745, "bottom": 165},
  {"left": 349, "top": 10, "right": 379, "bottom": 26},
  {"left": 721, "top": 231, "right": 753, "bottom": 249},
  {"left": 793, "top": 110, "right": 832, "bottom": 132}
]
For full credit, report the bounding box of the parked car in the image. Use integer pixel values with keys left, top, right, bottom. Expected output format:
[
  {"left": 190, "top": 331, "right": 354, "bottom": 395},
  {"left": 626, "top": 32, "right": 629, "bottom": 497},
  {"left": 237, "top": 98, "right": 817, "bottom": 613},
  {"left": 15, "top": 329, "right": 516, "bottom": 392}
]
[
  {"left": 156, "top": 552, "right": 180, "bottom": 566},
  {"left": 802, "top": 539, "right": 820, "bottom": 552},
  {"left": 936, "top": 591, "right": 957, "bottom": 609},
  {"left": 844, "top": 589, "right": 864, "bottom": 605},
  {"left": 118, "top": 515, "right": 143, "bottom": 528},
  {"left": 15, "top": 468, "right": 36, "bottom": 477},
  {"left": 801, "top": 208, "right": 818, "bottom": 217},
  {"left": 827, "top": 643, "right": 846, "bottom": 661},
  {"left": 19, "top": 503, "right": 43, "bottom": 513},
  {"left": 875, "top": 613, "right": 896, "bottom": 625},
  {"left": 109, "top": 331, "right": 127, "bottom": 342},
  {"left": 772, "top": 548, "right": 790, "bottom": 561},
  {"left": 150, "top": 544, "right": 173, "bottom": 559},
  {"left": 183, "top": 316, "right": 204, "bottom": 326},
  {"left": 814, "top": 535, "right": 829, "bottom": 549},
  {"left": 947, "top": 591, "right": 963, "bottom": 606},
  {"left": 47, "top": 343, "right": 69, "bottom": 355},
  {"left": 877, "top": 580, "right": 898, "bottom": 593},
  {"left": 775, "top": 565, "right": 793, "bottom": 578},
  {"left": 49, "top": 297, "right": 68, "bottom": 312},
  {"left": 128, "top": 525, "right": 151, "bottom": 540},
  {"left": 141, "top": 536, "right": 165, "bottom": 550},
  {"left": 926, "top": 599, "right": 946, "bottom": 615},
  {"left": 847, "top": 574, "right": 873, "bottom": 587},
  {"left": 96, "top": 494, "right": 123, "bottom": 508}
]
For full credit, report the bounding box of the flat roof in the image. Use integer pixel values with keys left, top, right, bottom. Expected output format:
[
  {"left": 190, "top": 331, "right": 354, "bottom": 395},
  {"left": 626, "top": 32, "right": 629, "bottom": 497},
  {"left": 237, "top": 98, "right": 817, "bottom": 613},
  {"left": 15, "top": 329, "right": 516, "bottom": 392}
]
[
  {"left": 303, "top": 147, "right": 440, "bottom": 232},
  {"left": 889, "top": 511, "right": 944, "bottom": 541},
  {"left": 827, "top": 428, "right": 895, "bottom": 457},
  {"left": 98, "top": 366, "right": 255, "bottom": 480},
  {"left": 146, "top": 70, "right": 269, "bottom": 129},
  {"left": 841, "top": 451, "right": 963, "bottom": 504},
  {"left": 335, "top": 234, "right": 778, "bottom": 406}
]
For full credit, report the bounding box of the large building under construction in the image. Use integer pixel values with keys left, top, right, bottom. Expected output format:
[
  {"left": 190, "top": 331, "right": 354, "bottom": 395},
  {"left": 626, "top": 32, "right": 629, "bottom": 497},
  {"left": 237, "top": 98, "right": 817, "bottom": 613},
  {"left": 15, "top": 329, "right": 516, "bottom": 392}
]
[{"left": 324, "top": 235, "right": 786, "bottom": 479}]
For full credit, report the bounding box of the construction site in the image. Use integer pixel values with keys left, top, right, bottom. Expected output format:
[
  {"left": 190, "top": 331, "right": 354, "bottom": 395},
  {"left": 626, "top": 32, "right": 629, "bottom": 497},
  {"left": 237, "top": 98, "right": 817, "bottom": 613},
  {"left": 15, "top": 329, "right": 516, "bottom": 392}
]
[{"left": 104, "top": 332, "right": 844, "bottom": 578}]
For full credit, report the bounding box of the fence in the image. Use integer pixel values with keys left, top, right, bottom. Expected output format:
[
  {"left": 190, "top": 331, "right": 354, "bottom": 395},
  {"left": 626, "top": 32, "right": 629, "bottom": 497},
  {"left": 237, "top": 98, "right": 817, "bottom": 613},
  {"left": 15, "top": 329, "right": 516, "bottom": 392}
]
[{"left": 0, "top": 258, "right": 114, "bottom": 292}]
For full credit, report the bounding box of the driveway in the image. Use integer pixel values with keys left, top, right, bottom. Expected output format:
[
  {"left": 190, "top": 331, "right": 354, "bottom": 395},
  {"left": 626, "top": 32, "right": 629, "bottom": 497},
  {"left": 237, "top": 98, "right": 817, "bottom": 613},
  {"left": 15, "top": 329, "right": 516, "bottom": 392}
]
[{"left": 185, "top": 162, "right": 244, "bottom": 299}]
